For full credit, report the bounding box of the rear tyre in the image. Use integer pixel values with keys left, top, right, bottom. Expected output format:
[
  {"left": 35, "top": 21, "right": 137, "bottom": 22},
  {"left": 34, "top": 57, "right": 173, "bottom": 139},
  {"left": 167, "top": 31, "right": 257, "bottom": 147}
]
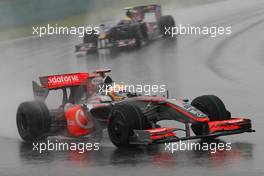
[
  {"left": 191, "top": 95, "right": 231, "bottom": 135},
  {"left": 159, "top": 15, "right": 175, "bottom": 37},
  {"left": 108, "top": 103, "right": 148, "bottom": 148},
  {"left": 16, "top": 101, "right": 51, "bottom": 142}
]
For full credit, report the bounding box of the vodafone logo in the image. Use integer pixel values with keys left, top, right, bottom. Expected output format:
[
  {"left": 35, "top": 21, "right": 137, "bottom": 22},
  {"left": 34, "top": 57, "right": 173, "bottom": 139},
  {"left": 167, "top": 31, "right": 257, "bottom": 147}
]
[
  {"left": 75, "top": 109, "right": 94, "bottom": 130},
  {"left": 42, "top": 73, "right": 89, "bottom": 89},
  {"left": 48, "top": 75, "right": 79, "bottom": 84}
]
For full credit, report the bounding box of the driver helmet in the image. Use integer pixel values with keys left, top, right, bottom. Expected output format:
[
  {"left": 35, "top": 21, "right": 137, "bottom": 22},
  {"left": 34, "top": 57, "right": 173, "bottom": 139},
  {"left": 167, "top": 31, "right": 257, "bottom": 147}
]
[
  {"left": 126, "top": 10, "right": 132, "bottom": 18},
  {"left": 107, "top": 83, "right": 127, "bottom": 101}
]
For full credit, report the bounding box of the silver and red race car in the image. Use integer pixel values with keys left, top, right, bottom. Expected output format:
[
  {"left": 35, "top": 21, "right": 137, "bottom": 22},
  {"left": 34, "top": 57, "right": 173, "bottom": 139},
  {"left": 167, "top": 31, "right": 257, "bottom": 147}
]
[
  {"left": 16, "top": 69, "right": 254, "bottom": 148},
  {"left": 75, "top": 4, "right": 175, "bottom": 54}
]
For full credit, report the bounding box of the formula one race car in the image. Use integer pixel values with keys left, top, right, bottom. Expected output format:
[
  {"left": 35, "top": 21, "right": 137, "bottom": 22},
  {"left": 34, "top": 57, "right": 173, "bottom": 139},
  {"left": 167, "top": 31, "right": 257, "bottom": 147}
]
[
  {"left": 75, "top": 4, "right": 175, "bottom": 54},
  {"left": 16, "top": 70, "right": 254, "bottom": 148}
]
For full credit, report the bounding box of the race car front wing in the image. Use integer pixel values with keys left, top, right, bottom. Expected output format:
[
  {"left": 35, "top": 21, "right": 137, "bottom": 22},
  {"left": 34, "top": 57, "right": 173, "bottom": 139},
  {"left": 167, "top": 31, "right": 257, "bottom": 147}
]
[{"left": 130, "top": 118, "right": 255, "bottom": 145}]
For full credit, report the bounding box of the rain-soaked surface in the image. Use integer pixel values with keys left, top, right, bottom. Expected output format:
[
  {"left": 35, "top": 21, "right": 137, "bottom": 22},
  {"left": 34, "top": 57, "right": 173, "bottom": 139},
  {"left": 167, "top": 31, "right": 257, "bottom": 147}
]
[{"left": 0, "top": 0, "right": 264, "bottom": 175}]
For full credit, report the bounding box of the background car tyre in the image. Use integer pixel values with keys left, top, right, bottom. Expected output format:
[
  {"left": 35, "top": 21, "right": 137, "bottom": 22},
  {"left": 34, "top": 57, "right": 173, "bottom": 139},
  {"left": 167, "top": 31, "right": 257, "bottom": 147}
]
[
  {"left": 83, "top": 32, "right": 98, "bottom": 45},
  {"left": 107, "top": 103, "right": 148, "bottom": 148},
  {"left": 159, "top": 15, "right": 175, "bottom": 37},
  {"left": 16, "top": 101, "right": 51, "bottom": 142},
  {"left": 190, "top": 95, "right": 231, "bottom": 135}
]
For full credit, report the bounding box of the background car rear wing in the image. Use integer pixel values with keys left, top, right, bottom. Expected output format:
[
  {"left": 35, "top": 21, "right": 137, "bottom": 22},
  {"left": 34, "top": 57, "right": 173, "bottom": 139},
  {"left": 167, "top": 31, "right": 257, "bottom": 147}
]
[
  {"left": 130, "top": 4, "right": 161, "bottom": 21},
  {"left": 124, "top": 4, "right": 161, "bottom": 12}
]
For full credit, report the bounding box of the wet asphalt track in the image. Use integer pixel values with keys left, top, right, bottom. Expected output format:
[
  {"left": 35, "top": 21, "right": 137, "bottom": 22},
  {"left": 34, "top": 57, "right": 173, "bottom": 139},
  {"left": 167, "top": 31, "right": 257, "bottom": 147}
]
[{"left": 0, "top": 0, "right": 264, "bottom": 175}]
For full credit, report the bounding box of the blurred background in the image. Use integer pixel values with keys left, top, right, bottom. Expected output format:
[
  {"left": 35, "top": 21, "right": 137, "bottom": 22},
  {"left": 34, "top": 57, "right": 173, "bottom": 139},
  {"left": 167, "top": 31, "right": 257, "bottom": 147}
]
[
  {"left": 0, "top": 0, "right": 218, "bottom": 40},
  {"left": 0, "top": 0, "right": 263, "bottom": 175}
]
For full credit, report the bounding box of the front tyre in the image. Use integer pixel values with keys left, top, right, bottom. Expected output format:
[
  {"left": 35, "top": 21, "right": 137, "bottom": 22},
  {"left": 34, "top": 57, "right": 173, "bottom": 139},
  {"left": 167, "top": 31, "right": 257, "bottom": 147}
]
[
  {"left": 191, "top": 95, "right": 231, "bottom": 135},
  {"left": 159, "top": 15, "right": 175, "bottom": 37},
  {"left": 83, "top": 32, "right": 98, "bottom": 44},
  {"left": 191, "top": 95, "right": 230, "bottom": 121},
  {"left": 107, "top": 103, "right": 148, "bottom": 148},
  {"left": 16, "top": 101, "right": 51, "bottom": 142}
]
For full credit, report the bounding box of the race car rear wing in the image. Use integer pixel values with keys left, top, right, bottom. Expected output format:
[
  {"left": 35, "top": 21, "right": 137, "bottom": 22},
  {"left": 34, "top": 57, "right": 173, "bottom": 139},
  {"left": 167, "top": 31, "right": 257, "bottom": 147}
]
[
  {"left": 130, "top": 4, "right": 161, "bottom": 22},
  {"left": 32, "top": 70, "right": 111, "bottom": 101},
  {"left": 31, "top": 73, "right": 89, "bottom": 103},
  {"left": 125, "top": 4, "right": 161, "bottom": 13},
  {"left": 39, "top": 73, "right": 89, "bottom": 90}
]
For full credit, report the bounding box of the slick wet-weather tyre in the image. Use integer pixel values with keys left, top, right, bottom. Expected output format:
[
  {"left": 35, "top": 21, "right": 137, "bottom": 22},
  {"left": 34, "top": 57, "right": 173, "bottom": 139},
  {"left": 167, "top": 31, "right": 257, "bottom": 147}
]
[
  {"left": 16, "top": 101, "right": 51, "bottom": 142},
  {"left": 83, "top": 32, "right": 98, "bottom": 45},
  {"left": 108, "top": 103, "right": 148, "bottom": 148},
  {"left": 159, "top": 15, "right": 175, "bottom": 37}
]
